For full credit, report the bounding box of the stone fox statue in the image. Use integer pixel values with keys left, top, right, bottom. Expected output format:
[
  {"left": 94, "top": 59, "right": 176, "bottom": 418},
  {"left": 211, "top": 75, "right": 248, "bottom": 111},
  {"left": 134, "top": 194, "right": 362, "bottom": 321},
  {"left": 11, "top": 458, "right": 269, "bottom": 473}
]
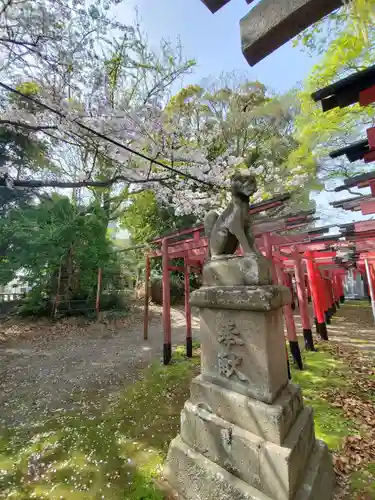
[{"left": 204, "top": 171, "right": 260, "bottom": 259}]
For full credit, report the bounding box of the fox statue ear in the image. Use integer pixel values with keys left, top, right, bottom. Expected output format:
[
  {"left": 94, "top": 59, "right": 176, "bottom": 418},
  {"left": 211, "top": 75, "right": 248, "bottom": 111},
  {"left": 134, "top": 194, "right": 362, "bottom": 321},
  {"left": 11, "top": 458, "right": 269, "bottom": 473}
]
[
  {"left": 250, "top": 176, "right": 257, "bottom": 192},
  {"left": 230, "top": 171, "right": 243, "bottom": 184}
]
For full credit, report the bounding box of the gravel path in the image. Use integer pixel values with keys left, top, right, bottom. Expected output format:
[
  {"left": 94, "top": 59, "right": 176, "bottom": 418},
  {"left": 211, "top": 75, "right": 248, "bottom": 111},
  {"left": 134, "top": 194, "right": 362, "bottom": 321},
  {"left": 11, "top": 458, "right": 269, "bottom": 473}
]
[
  {"left": 0, "top": 305, "right": 200, "bottom": 426},
  {"left": 1, "top": 300, "right": 372, "bottom": 428}
]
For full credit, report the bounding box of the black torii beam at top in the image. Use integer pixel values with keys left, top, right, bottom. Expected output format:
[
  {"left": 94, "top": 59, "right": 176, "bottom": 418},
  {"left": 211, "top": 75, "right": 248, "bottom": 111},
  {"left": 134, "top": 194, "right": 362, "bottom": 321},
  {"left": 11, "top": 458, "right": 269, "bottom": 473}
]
[
  {"left": 330, "top": 195, "right": 372, "bottom": 212},
  {"left": 334, "top": 170, "right": 375, "bottom": 192},
  {"left": 312, "top": 65, "right": 375, "bottom": 112},
  {"left": 312, "top": 66, "right": 375, "bottom": 164},
  {"left": 200, "top": 0, "right": 342, "bottom": 66},
  {"left": 200, "top": 0, "right": 232, "bottom": 13},
  {"left": 329, "top": 139, "right": 370, "bottom": 163},
  {"left": 240, "top": 0, "right": 342, "bottom": 66},
  {"left": 200, "top": 0, "right": 256, "bottom": 14}
]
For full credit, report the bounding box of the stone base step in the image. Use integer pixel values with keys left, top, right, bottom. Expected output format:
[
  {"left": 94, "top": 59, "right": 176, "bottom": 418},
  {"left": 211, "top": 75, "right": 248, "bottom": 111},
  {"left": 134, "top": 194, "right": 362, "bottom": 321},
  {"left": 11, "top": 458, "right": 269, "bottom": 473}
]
[
  {"left": 190, "top": 376, "right": 304, "bottom": 445},
  {"left": 294, "top": 440, "right": 335, "bottom": 500},
  {"left": 164, "top": 437, "right": 335, "bottom": 500},
  {"left": 180, "top": 400, "right": 315, "bottom": 500},
  {"left": 164, "top": 435, "right": 273, "bottom": 500}
]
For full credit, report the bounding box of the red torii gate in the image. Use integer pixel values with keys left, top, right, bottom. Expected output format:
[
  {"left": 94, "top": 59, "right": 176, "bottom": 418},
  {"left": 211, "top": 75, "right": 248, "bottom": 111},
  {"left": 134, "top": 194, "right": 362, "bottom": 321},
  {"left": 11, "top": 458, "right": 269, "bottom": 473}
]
[
  {"left": 144, "top": 194, "right": 296, "bottom": 364},
  {"left": 143, "top": 194, "right": 356, "bottom": 369},
  {"left": 142, "top": 94, "right": 375, "bottom": 366},
  {"left": 313, "top": 66, "right": 375, "bottom": 321},
  {"left": 331, "top": 166, "right": 375, "bottom": 321},
  {"left": 262, "top": 231, "right": 348, "bottom": 346},
  {"left": 143, "top": 213, "right": 375, "bottom": 379}
]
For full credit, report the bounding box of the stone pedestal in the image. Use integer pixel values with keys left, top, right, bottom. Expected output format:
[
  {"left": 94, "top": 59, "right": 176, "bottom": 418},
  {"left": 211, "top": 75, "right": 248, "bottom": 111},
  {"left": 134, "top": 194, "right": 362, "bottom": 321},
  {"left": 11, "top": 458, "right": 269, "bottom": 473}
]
[{"left": 163, "top": 259, "right": 334, "bottom": 500}]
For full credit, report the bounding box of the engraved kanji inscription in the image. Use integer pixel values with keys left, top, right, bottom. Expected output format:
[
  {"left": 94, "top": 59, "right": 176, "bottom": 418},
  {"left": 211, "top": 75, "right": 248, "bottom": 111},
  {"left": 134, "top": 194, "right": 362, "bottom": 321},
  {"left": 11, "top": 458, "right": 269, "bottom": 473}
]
[
  {"left": 218, "top": 352, "right": 248, "bottom": 383},
  {"left": 218, "top": 321, "right": 244, "bottom": 348}
]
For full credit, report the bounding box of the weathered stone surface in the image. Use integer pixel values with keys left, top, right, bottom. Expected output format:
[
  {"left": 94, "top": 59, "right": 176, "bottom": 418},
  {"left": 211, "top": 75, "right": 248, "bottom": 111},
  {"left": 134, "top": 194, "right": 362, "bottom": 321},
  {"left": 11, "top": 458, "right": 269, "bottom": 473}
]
[
  {"left": 200, "top": 0, "right": 231, "bottom": 14},
  {"left": 164, "top": 221, "right": 334, "bottom": 500},
  {"left": 190, "top": 377, "right": 304, "bottom": 445},
  {"left": 164, "top": 437, "right": 334, "bottom": 500},
  {"left": 180, "top": 400, "right": 263, "bottom": 489},
  {"left": 259, "top": 408, "right": 316, "bottom": 499},
  {"left": 198, "top": 307, "right": 289, "bottom": 403},
  {"left": 190, "top": 285, "right": 291, "bottom": 311},
  {"left": 294, "top": 440, "right": 335, "bottom": 500},
  {"left": 180, "top": 401, "right": 315, "bottom": 500},
  {"left": 164, "top": 436, "right": 273, "bottom": 500},
  {"left": 203, "top": 255, "right": 272, "bottom": 287},
  {"left": 240, "top": 0, "right": 342, "bottom": 66}
]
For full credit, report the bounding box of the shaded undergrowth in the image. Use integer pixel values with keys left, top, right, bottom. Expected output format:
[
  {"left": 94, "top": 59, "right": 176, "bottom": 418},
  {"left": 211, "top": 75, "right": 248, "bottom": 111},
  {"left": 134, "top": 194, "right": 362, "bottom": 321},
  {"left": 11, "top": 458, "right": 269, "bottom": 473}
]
[{"left": 0, "top": 346, "right": 199, "bottom": 499}]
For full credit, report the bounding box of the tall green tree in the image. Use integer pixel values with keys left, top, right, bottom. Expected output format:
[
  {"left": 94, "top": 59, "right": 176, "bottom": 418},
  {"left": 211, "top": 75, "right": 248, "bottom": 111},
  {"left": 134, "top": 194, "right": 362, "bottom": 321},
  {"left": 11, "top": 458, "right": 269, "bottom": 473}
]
[
  {"left": 0, "top": 195, "right": 120, "bottom": 312},
  {"left": 121, "top": 191, "right": 197, "bottom": 245}
]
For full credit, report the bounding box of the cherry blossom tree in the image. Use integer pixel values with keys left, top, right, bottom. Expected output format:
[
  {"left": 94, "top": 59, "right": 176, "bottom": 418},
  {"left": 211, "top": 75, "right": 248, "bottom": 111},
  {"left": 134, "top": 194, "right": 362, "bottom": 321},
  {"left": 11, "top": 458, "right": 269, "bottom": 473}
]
[
  {"left": 0, "top": 2, "right": 315, "bottom": 218},
  {"left": 139, "top": 76, "right": 315, "bottom": 216},
  {"left": 0, "top": 2, "right": 198, "bottom": 196}
]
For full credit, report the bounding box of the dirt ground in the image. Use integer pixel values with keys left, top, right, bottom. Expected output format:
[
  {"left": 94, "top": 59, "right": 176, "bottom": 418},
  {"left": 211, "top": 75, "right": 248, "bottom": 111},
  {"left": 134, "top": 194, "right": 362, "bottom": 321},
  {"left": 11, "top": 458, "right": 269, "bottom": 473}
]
[
  {"left": 0, "top": 304, "right": 200, "bottom": 426},
  {"left": 1, "top": 300, "right": 373, "bottom": 428}
]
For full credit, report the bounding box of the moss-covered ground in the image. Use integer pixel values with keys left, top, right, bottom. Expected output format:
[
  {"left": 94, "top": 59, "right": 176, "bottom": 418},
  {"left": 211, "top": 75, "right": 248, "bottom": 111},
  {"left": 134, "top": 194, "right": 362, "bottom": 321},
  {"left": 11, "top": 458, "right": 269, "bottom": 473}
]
[{"left": 1, "top": 304, "right": 374, "bottom": 499}]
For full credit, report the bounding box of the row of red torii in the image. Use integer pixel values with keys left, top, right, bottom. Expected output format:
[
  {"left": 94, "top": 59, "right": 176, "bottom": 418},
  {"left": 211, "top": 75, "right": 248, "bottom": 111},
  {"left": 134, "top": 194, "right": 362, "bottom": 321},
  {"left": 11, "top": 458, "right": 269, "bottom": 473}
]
[
  {"left": 143, "top": 183, "right": 375, "bottom": 369},
  {"left": 143, "top": 62, "right": 375, "bottom": 370}
]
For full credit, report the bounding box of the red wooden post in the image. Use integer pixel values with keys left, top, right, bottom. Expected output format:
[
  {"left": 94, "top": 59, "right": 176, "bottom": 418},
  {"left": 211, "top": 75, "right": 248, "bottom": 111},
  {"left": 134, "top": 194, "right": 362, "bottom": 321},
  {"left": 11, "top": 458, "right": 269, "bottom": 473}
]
[
  {"left": 162, "top": 238, "right": 172, "bottom": 364},
  {"left": 143, "top": 255, "right": 151, "bottom": 340},
  {"left": 365, "top": 259, "right": 375, "bottom": 323},
  {"left": 306, "top": 276, "right": 312, "bottom": 303},
  {"left": 293, "top": 252, "right": 315, "bottom": 351},
  {"left": 184, "top": 257, "right": 192, "bottom": 357},
  {"left": 286, "top": 272, "right": 295, "bottom": 310},
  {"left": 328, "top": 272, "right": 337, "bottom": 316},
  {"left": 318, "top": 269, "right": 330, "bottom": 324},
  {"left": 324, "top": 275, "right": 334, "bottom": 321},
  {"left": 275, "top": 263, "right": 303, "bottom": 370},
  {"left": 332, "top": 272, "right": 340, "bottom": 309},
  {"left": 305, "top": 252, "right": 328, "bottom": 340},
  {"left": 336, "top": 273, "right": 342, "bottom": 306},
  {"left": 52, "top": 264, "right": 62, "bottom": 318},
  {"left": 96, "top": 268, "right": 102, "bottom": 318},
  {"left": 317, "top": 265, "right": 331, "bottom": 331},
  {"left": 263, "top": 233, "right": 278, "bottom": 283},
  {"left": 264, "top": 234, "right": 292, "bottom": 377},
  {"left": 323, "top": 271, "right": 334, "bottom": 320},
  {"left": 338, "top": 274, "right": 345, "bottom": 303}
]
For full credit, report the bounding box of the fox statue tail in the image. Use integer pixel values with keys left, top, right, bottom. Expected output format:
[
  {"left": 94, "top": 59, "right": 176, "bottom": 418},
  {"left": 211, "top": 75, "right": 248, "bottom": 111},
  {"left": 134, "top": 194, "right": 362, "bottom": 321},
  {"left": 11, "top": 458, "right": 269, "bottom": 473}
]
[
  {"left": 204, "top": 210, "right": 219, "bottom": 239},
  {"left": 204, "top": 210, "right": 219, "bottom": 259}
]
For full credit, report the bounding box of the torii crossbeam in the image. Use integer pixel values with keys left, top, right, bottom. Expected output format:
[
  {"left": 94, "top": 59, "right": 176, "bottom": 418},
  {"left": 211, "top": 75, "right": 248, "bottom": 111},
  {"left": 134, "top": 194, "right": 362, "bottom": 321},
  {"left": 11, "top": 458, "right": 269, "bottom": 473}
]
[{"left": 200, "top": 0, "right": 342, "bottom": 66}]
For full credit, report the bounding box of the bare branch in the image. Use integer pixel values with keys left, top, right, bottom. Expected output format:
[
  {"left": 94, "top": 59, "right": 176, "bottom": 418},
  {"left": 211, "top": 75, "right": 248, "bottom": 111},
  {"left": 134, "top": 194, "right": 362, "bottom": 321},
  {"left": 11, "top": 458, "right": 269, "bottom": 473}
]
[
  {"left": 0, "top": 120, "right": 58, "bottom": 131},
  {"left": 0, "top": 0, "right": 13, "bottom": 17},
  {"left": 0, "top": 37, "right": 38, "bottom": 47},
  {"left": 0, "top": 175, "right": 170, "bottom": 189}
]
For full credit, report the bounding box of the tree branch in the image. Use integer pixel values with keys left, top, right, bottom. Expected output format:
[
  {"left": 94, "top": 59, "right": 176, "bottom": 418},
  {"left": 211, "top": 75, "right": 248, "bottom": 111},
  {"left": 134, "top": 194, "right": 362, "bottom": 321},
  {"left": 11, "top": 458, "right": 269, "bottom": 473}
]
[
  {"left": 0, "top": 0, "right": 12, "bottom": 17},
  {"left": 0, "top": 120, "right": 58, "bottom": 131},
  {"left": 0, "top": 175, "right": 170, "bottom": 189},
  {"left": 0, "top": 37, "right": 38, "bottom": 47}
]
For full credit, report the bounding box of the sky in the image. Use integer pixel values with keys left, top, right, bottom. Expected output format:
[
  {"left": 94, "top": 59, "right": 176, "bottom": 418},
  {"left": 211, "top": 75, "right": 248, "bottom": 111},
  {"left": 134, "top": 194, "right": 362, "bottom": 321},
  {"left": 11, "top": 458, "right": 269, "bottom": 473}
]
[{"left": 114, "top": 0, "right": 371, "bottom": 227}]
